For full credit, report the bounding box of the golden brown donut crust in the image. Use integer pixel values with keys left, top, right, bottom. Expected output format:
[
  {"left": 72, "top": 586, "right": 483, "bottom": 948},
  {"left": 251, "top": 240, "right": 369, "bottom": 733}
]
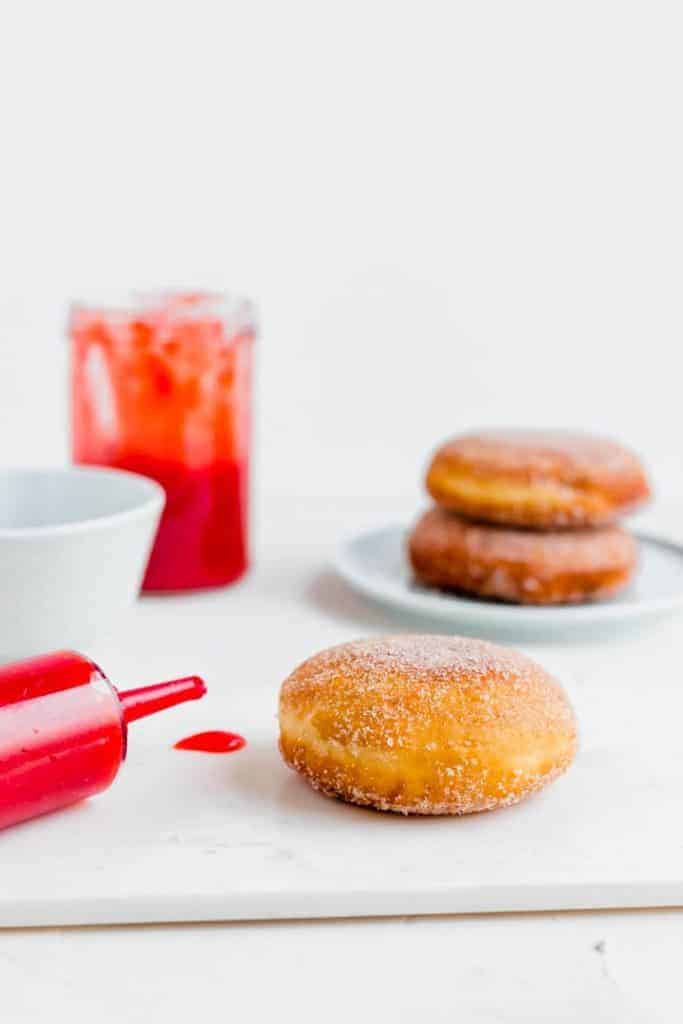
[
  {"left": 426, "top": 430, "right": 651, "bottom": 528},
  {"left": 279, "top": 635, "right": 577, "bottom": 815},
  {"left": 408, "top": 507, "right": 637, "bottom": 605}
]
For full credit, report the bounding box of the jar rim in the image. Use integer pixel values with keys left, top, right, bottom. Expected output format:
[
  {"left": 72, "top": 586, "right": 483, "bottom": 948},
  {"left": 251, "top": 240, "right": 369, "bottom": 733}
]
[{"left": 69, "top": 290, "right": 257, "bottom": 335}]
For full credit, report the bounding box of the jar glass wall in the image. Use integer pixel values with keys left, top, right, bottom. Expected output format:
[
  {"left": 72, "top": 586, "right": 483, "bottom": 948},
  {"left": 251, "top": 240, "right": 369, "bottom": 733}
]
[{"left": 70, "top": 291, "right": 255, "bottom": 591}]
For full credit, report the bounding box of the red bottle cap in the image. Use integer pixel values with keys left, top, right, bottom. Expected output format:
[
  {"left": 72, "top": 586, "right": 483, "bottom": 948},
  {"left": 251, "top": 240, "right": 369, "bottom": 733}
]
[{"left": 0, "top": 651, "right": 206, "bottom": 830}]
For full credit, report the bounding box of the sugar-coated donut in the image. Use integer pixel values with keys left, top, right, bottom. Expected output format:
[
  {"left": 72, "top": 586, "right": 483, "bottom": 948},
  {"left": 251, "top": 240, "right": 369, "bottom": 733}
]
[
  {"left": 426, "top": 430, "right": 650, "bottom": 528},
  {"left": 279, "top": 635, "right": 577, "bottom": 815},
  {"left": 408, "top": 507, "right": 637, "bottom": 605}
]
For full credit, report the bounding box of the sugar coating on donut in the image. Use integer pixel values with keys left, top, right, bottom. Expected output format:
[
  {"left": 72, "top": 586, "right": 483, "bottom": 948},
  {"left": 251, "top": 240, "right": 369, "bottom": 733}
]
[
  {"left": 408, "top": 507, "right": 637, "bottom": 604},
  {"left": 443, "top": 430, "right": 644, "bottom": 480},
  {"left": 426, "top": 429, "right": 650, "bottom": 527},
  {"left": 413, "top": 507, "right": 636, "bottom": 570},
  {"left": 279, "top": 635, "right": 578, "bottom": 815}
]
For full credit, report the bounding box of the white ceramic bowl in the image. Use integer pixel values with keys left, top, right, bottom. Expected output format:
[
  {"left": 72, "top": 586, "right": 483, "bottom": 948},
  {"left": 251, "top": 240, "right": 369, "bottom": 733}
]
[{"left": 0, "top": 466, "right": 164, "bottom": 661}]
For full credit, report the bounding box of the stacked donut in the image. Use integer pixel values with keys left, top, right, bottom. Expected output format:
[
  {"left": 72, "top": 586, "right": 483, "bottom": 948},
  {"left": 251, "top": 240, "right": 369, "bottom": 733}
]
[{"left": 408, "top": 430, "right": 651, "bottom": 605}]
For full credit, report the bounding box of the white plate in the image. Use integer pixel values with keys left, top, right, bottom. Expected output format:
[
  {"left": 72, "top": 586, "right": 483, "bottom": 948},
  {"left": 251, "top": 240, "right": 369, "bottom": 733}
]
[{"left": 333, "top": 525, "right": 683, "bottom": 639}]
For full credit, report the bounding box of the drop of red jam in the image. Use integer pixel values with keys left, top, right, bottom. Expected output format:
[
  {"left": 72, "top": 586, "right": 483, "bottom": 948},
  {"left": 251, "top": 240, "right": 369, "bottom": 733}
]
[{"left": 174, "top": 730, "right": 246, "bottom": 754}]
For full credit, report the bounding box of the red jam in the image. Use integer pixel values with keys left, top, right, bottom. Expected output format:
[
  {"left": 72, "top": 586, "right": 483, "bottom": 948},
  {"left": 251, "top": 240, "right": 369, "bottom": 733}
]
[
  {"left": 70, "top": 292, "right": 255, "bottom": 591},
  {"left": 0, "top": 652, "right": 124, "bottom": 830},
  {"left": 0, "top": 651, "right": 206, "bottom": 830},
  {"left": 174, "top": 730, "right": 246, "bottom": 753}
]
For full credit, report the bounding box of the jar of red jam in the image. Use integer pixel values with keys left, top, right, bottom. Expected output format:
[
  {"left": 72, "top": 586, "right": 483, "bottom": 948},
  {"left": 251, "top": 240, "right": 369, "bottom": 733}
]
[{"left": 69, "top": 292, "right": 255, "bottom": 591}]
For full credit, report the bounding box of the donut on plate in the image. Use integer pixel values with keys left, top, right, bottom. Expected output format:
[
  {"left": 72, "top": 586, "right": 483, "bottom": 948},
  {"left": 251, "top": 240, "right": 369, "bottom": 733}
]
[
  {"left": 426, "top": 430, "right": 650, "bottom": 528},
  {"left": 408, "top": 507, "right": 637, "bottom": 605},
  {"left": 279, "top": 635, "right": 577, "bottom": 815}
]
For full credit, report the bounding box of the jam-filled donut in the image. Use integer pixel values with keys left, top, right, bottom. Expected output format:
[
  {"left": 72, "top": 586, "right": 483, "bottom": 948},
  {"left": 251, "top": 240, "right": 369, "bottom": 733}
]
[
  {"left": 279, "top": 635, "right": 577, "bottom": 815},
  {"left": 426, "top": 430, "right": 650, "bottom": 528},
  {"left": 408, "top": 507, "right": 637, "bottom": 605}
]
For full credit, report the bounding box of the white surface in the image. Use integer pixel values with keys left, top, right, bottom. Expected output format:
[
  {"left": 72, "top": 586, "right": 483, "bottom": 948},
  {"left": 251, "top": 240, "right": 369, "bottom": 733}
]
[
  {"left": 0, "top": 909, "right": 671, "bottom": 1019},
  {"left": 0, "top": 467, "right": 163, "bottom": 660},
  {"left": 2, "top": 496, "right": 683, "bottom": 930},
  {"left": 2, "top": 3, "right": 683, "bottom": 504},
  {"left": 1, "top": 495, "right": 682, "bottom": 1024},
  {"left": 0, "top": 909, "right": 678, "bottom": 1024},
  {"left": 336, "top": 526, "right": 683, "bottom": 639},
  {"left": 2, "top": 2, "right": 683, "bottom": 1016}
]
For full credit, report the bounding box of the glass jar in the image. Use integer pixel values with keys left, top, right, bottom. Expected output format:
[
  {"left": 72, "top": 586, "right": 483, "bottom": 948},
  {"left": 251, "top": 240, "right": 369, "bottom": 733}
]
[{"left": 69, "top": 291, "right": 255, "bottom": 591}]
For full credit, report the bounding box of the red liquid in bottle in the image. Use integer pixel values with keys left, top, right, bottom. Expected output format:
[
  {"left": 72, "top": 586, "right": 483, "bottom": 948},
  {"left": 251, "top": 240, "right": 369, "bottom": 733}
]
[
  {"left": 0, "top": 652, "right": 123, "bottom": 829},
  {"left": 0, "top": 651, "right": 206, "bottom": 830},
  {"left": 70, "top": 292, "right": 254, "bottom": 591}
]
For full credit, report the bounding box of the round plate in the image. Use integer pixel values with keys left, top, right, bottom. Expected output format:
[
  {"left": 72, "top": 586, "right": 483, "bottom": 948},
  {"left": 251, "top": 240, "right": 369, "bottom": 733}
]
[{"left": 333, "top": 525, "right": 683, "bottom": 638}]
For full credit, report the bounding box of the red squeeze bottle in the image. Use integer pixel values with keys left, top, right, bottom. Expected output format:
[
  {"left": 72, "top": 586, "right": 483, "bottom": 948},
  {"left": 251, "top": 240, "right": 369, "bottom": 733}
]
[{"left": 0, "top": 651, "right": 206, "bottom": 830}]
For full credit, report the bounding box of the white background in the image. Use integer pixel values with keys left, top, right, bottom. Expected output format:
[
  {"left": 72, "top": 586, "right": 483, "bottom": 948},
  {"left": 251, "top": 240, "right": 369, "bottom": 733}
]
[
  {"left": 1, "top": 3, "right": 683, "bottom": 1021},
  {"left": 1, "top": 0, "right": 682, "bottom": 499}
]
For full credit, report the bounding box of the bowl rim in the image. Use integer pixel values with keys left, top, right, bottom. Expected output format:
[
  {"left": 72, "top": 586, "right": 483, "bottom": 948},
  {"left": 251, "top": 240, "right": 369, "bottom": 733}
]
[{"left": 0, "top": 465, "right": 165, "bottom": 539}]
